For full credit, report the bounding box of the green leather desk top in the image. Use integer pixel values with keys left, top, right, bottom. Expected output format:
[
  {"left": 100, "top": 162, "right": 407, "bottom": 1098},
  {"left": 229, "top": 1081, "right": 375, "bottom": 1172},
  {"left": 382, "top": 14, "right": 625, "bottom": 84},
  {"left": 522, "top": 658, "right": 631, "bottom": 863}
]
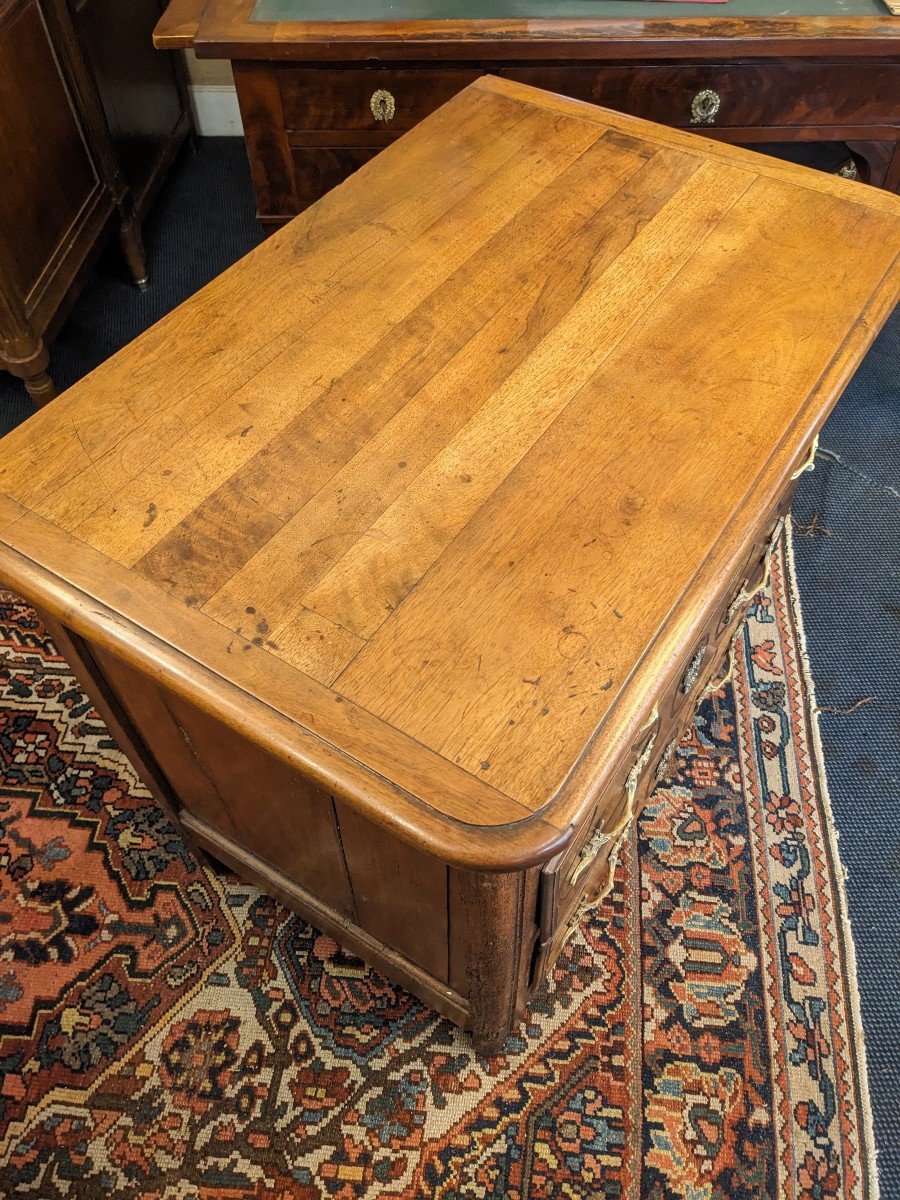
[{"left": 251, "top": 0, "right": 889, "bottom": 24}]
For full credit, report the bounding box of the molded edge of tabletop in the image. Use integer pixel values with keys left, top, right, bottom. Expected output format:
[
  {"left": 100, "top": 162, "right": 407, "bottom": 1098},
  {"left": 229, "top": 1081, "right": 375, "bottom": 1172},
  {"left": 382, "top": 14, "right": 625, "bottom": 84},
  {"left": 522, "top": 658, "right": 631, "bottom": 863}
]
[{"left": 0, "top": 520, "right": 573, "bottom": 874}]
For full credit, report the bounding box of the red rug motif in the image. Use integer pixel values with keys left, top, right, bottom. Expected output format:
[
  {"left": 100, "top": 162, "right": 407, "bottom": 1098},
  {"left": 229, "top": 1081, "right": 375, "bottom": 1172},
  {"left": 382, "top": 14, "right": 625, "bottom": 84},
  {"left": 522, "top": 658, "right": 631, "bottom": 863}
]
[{"left": 0, "top": 529, "right": 876, "bottom": 1198}]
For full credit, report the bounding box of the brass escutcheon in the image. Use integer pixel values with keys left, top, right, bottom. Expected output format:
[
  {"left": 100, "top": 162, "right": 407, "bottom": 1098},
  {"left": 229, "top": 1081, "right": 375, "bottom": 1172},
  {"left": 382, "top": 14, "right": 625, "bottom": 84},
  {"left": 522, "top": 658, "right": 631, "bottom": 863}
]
[
  {"left": 370, "top": 88, "right": 396, "bottom": 122},
  {"left": 690, "top": 89, "right": 721, "bottom": 125}
]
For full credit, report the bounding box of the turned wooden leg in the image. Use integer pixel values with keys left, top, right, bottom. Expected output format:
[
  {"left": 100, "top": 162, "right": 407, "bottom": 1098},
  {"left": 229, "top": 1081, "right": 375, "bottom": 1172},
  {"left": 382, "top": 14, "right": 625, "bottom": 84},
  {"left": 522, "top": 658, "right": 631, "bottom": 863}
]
[
  {"left": 4, "top": 338, "right": 57, "bottom": 407},
  {"left": 119, "top": 218, "right": 149, "bottom": 290},
  {"left": 23, "top": 365, "right": 57, "bottom": 405},
  {"left": 0, "top": 265, "right": 59, "bottom": 405}
]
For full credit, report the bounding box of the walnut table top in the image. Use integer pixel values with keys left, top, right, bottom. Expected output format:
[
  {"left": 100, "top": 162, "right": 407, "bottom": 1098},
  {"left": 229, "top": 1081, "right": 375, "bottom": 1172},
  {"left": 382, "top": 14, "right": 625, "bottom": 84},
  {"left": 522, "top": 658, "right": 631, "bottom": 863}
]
[{"left": 1, "top": 77, "right": 898, "bottom": 872}]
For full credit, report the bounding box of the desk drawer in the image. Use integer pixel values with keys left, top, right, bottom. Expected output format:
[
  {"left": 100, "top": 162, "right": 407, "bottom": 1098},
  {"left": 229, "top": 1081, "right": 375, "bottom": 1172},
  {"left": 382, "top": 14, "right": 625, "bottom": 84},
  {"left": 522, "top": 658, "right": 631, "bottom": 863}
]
[
  {"left": 279, "top": 67, "right": 481, "bottom": 133},
  {"left": 240, "top": 60, "right": 897, "bottom": 226},
  {"left": 278, "top": 62, "right": 897, "bottom": 139},
  {"left": 504, "top": 62, "right": 899, "bottom": 130}
]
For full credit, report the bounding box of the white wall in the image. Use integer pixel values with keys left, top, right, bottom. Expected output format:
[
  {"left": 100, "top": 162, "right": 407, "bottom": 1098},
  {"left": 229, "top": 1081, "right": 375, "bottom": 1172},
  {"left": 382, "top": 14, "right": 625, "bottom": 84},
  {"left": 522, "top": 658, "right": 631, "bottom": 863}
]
[{"left": 183, "top": 50, "right": 243, "bottom": 136}]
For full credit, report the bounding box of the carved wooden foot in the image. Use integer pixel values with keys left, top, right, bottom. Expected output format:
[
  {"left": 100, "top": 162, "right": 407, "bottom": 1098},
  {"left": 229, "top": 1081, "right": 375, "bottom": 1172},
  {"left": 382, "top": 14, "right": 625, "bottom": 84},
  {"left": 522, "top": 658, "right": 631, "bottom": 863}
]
[{"left": 4, "top": 338, "right": 57, "bottom": 407}]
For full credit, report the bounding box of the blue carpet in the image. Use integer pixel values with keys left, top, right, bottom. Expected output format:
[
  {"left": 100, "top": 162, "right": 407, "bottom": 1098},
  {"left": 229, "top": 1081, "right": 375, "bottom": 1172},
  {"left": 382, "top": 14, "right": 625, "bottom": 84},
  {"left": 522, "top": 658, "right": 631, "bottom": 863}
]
[
  {"left": 0, "top": 137, "right": 896, "bottom": 1192},
  {"left": 791, "top": 306, "right": 900, "bottom": 1197}
]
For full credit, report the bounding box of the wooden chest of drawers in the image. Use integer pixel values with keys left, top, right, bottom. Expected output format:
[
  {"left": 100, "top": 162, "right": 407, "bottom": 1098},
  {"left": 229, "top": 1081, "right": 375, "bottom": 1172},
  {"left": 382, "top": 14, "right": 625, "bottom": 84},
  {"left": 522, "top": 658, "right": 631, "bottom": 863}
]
[
  {"left": 259, "top": 59, "right": 900, "bottom": 219},
  {"left": 1, "top": 78, "right": 897, "bottom": 1051}
]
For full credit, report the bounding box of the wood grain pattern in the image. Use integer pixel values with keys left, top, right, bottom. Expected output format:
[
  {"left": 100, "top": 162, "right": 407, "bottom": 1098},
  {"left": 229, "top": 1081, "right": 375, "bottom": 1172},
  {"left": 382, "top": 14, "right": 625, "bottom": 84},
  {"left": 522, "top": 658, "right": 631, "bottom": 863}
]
[
  {"left": 202, "top": 131, "right": 667, "bottom": 649},
  {"left": 300, "top": 159, "right": 750, "bottom": 651},
  {"left": 337, "top": 167, "right": 893, "bottom": 804},
  {"left": 1, "top": 76, "right": 898, "bottom": 874},
  {"left": 0, "top": 493, "right": 27, "bottom": 533},
  {"left": 334, "top": 800, "right": 449, "bottom": 981},
  {"left": 127, "top": 102, "right": 601, "bottom": 585}
]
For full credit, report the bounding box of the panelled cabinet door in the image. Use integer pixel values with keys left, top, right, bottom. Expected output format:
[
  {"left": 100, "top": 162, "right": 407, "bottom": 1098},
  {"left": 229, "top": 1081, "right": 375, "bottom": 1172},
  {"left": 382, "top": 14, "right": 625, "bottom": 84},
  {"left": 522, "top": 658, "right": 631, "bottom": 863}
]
[
  {"left": 0, "top": 0, "right": 103, "bottom": 318},
  {"left": 72, "top": 0, "right": 184, "bottom": 202}
]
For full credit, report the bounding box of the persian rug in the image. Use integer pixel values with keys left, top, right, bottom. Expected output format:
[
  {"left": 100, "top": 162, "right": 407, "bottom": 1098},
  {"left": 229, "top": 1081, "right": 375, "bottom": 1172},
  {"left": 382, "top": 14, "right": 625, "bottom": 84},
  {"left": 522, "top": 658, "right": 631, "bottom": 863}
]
[{"left": 0, "top": 526, "right": 876, "bottom": 1200}]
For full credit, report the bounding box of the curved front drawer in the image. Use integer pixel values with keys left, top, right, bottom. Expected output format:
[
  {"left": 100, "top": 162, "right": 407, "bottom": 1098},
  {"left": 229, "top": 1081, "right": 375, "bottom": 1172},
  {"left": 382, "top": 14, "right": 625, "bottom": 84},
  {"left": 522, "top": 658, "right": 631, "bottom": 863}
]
[{"left": 538, "top": 711, "right": 661, "bottom": 952}]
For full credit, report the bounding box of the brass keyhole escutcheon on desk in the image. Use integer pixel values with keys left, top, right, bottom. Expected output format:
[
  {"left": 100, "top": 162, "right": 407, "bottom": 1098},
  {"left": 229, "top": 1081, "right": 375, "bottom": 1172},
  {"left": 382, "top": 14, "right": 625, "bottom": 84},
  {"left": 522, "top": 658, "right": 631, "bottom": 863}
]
[
  {"left": 691, "top": 89, "right": 721, "bottom": 125},
  {"left": 370, "top": 88, "right": 396, "bottom": 122}
]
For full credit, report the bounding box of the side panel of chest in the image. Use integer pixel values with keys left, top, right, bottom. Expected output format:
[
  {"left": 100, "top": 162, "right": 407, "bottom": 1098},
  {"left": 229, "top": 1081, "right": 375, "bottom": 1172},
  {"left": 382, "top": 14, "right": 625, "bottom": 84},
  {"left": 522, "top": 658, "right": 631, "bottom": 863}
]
[{"left": 30, "top": 616, "right": 483, "bottom": 1016}]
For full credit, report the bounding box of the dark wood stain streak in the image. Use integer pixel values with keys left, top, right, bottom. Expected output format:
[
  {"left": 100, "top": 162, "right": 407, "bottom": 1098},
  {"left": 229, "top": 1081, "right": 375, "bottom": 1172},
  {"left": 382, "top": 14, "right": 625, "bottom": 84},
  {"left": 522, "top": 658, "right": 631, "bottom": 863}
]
[{"left": 134, "top": 124, "right": 654, "bottom": 608}]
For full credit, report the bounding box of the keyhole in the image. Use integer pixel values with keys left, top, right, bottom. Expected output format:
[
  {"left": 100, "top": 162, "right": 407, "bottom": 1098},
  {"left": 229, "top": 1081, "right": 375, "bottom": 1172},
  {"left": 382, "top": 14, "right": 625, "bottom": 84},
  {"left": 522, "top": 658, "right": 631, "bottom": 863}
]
[
  {"left": 370, "top": 89, "right": 396, "bottom": 123},
  {"left": 690, "top": 89, "right": 721, "bottom": 126}
]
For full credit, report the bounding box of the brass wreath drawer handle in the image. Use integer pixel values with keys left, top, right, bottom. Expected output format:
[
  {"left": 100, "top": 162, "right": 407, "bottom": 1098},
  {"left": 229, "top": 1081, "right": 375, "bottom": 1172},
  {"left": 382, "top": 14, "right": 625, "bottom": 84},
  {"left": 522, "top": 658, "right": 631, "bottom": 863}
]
[
  {"left": 370, "top": 89, "right": 396, "bottom": 122},
  {"left": 690, "top": 89, "right": 721, "bottom": 125},
  {"left": 570, "top": 823, "right": 611, "bottom": 887},
  {"left": 722, "top": 515, "right": 786, "bottom": 630},
  {"left": 568, "top": 708, "right": 660, "bottom": 888}
]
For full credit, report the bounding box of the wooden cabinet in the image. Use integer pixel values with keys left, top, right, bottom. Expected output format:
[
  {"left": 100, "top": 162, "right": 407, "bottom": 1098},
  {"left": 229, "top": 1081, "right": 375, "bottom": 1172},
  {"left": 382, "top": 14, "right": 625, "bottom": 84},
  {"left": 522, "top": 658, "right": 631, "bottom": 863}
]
[
  {"left": 73, "top": 0, "right": 189, "bottom": 219},
  {"left": 0, "top": 0, "right": 190, "bottom": 405},
  {"left": 154, "top": 0, "right": 900, "bottom": 232},
  {"left": 237, "top": 57, "right": 900, "bottom": 226}
]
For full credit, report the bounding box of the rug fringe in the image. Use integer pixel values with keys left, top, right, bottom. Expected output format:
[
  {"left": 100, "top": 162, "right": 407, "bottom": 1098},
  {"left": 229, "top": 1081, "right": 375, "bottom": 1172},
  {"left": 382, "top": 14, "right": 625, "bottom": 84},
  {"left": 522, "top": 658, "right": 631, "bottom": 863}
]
[{"left": 783, "top": 517, "right": 880, "bottom": 1200}]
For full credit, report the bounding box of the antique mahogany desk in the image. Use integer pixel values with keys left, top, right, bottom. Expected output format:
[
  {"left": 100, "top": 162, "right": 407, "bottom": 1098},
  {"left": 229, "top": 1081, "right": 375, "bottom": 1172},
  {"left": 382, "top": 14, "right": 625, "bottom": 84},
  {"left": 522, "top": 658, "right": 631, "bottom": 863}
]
[
  {"left": 155, "top": 0, "right": 900, "bottom": 230},
  {"left": 1, "top": 79, "right": 898, "bottom": 1051}
]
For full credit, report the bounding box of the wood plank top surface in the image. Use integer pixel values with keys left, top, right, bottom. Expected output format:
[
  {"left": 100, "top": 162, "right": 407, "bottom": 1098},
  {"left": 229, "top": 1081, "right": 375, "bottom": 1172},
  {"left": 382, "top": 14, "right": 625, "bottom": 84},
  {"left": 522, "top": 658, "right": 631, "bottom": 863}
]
[{"left": 1, "top": 77, "right": 898, "bottom": 865}]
